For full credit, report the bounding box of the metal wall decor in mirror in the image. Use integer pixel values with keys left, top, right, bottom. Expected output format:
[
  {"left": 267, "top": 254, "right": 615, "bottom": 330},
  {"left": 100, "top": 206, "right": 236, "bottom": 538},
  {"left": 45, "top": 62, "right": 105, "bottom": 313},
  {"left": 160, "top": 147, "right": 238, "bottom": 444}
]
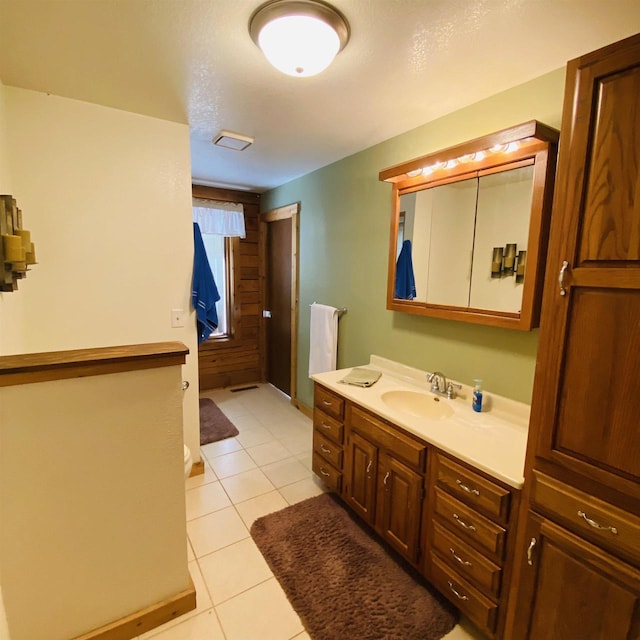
[{"left": 379, "top": 121, "right": 559, "bottom": 330}]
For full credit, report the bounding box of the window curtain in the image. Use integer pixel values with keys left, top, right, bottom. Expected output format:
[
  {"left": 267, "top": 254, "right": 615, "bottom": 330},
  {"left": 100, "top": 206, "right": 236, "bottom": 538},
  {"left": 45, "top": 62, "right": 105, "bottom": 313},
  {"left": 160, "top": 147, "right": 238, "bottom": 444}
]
[{"left": 192, "top": 198, "right": 245, "bottom": 237}]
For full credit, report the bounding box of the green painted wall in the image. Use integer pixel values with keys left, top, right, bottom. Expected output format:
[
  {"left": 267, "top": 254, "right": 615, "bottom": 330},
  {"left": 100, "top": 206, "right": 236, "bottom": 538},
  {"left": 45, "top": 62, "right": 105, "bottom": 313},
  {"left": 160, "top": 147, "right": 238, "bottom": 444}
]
[{"left": 262, "top": 68, "right": 566, "bottom": 407}]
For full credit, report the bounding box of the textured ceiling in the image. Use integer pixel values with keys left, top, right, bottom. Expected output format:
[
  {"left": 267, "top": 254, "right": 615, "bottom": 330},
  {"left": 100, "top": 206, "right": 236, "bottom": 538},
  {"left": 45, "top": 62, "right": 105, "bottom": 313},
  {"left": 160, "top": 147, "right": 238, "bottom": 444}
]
[{"left": 1, "top": 0, "right": 640, "bottom": 192}]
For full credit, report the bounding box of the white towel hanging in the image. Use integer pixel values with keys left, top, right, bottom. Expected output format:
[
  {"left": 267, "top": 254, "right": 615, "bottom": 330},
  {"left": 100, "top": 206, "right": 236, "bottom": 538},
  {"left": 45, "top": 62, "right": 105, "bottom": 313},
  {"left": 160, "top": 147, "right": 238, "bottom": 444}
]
[{"left": 309, "top": 303, "right": 339, "bottom": 377}]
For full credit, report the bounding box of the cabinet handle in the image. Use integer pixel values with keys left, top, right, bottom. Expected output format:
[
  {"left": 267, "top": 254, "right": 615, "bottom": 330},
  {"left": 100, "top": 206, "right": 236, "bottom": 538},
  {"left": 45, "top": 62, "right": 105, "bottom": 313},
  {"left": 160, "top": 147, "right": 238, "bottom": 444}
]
[
  {"left": 452, "top": 513, "right": 477, "bottom": 532},
  {"left": 577, "top": 510, "right": 618, "bottom": 535},
  {"left": 319, "top": 467, "right": 330, "bottom": 478},
  {"left": 366, "top": 460, "right": 373, "bottom": 474},
  {"left": 447, "top": 581, "right": 469, "bottom": 601},
  {"left": 449, "top": 548, "right": 472, "bottom": 567},
  {"left": 558, "top": 260, "right": 570, "bottom": 296},
  {"left": 527, "top": 537, "right": 536, "bottom": 566},
  {"left": 456, "top": 479, "right": 480, "bottom": 496},
  {"left": 322, "top": 399, "right": 333, "bottom": 406},
  {"left": 320, "top": 422, "right": 332, "bottom": 430},
  {"left": 320, "top": 444, "right": 331, "bottom": 454},
  {"left": 383, "top": 471, "right": 390, "bottom": 486}
]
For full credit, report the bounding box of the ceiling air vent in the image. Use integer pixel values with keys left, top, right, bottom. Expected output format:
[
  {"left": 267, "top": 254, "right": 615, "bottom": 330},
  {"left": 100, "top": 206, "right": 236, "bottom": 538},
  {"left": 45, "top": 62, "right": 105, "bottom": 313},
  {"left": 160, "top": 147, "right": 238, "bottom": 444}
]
[{"left": 212, "top": 130, "right": 254, "bottom": 151}]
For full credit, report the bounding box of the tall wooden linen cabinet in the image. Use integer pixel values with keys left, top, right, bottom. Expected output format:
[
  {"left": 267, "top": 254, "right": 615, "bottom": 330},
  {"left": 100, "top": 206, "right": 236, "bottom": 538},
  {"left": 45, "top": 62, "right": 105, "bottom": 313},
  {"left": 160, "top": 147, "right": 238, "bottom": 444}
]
[{"left": 505, "top": 33, "right": 640, "bottom": 639}]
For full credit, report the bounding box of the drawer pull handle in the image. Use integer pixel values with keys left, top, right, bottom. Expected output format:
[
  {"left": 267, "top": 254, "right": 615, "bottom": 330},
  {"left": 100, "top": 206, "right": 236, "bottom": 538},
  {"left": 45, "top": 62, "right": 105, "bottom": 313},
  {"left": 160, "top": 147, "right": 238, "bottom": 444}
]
[
  {"left": 447, "top": 581, "right": 469, "bottom": 601},
  {"left": 366, "top": 460, "right": 373, "bottom": 474},
  {"left": 577, "top": 510, "right": 618, "bottom": 535},
  {"left": 383, "top": 471, "right": 390, "bottom": 486},
  {"left": 527, "top": 537, "right": 536, "bottom": 566},
  {"left": 320, "top": 422, "right": 332, "bottom": 430},
  {"left": 322, "top": 399, "right": 333, "bottom": 406},
  {"left": 453, "top": 513, "right": 477, "bottom": 532},
  {"left": 450, "top": 548, "right": 472, "bottom": 567},
  {"left": 320, "top": 444, "right": 332, "bottom": 454},
  {"left": 456, "top": 479, "right": 480, "bottom": 496},
  {"left": 319, "top": 467, "right": 331, "bottom": 478}
]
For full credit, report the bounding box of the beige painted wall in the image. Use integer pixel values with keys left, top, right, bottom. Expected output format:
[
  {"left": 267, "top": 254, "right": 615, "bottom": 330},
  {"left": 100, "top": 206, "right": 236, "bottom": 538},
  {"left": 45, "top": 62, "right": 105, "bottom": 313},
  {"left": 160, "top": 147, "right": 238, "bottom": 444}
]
[
  {"left": 0, "top": 80, "right": 10, "bottom": 640},
  {"left": 0, "top": 366, "right": 190, "bottom": 640},
  {"left": 0, "top": 87, "right": 201, "bottom": 463},
  {"left": 262, "top": 68, "right": 567, "bottom": 407}
]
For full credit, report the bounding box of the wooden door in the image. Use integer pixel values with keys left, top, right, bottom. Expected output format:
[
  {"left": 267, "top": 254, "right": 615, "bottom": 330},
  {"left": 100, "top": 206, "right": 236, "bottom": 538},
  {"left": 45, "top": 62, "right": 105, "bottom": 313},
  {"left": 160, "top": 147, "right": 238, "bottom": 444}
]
[
  {"left": 261, "top": 204, "right": 299, "bottom": 398},
  {"left": 512, "top": 512, "right": 640, "bottom": 639},
  {"left": 344, "top": 431, "right": 378, "bottom": 524},
  {"left": 530, "top": 33, "right": 640, "bottom": 502},
  {"left": 377, "top": 454, "right": 423, "bottom": 564}
]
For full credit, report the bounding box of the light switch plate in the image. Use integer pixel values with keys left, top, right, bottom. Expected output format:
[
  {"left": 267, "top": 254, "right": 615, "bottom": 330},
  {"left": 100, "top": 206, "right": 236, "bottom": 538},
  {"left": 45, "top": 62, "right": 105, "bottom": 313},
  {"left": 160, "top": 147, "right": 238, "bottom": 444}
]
[{"left": 171, "top": 308, "right": 185, "bottom": 328}]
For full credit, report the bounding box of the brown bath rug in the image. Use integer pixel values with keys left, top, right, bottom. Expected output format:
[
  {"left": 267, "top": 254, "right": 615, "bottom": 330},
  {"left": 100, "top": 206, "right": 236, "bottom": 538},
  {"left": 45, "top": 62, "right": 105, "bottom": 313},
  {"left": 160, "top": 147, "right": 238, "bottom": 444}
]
[
  {"left": 250, "top": 492, "right": 458, "bottom": 640},
  {"left": 199, "top": 397, "right": 239, "bottom": 445}
]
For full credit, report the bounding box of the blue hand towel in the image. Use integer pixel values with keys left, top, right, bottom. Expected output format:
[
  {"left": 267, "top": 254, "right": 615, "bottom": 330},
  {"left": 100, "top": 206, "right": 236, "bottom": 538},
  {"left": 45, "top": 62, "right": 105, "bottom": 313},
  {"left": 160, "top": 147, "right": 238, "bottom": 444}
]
[
  {"left": 192, "top": 222, "right": 220, "bottom": 344},
  {"left": 395, "top": 239, "right": 417, "bottom": 299}
]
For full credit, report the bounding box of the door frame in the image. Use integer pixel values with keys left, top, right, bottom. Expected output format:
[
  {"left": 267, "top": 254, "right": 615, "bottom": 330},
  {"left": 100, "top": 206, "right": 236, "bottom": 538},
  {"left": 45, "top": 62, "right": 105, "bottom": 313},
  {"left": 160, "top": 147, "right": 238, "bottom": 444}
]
[{"left": 259, "top": 202, "right": 300, "bottom": 403}]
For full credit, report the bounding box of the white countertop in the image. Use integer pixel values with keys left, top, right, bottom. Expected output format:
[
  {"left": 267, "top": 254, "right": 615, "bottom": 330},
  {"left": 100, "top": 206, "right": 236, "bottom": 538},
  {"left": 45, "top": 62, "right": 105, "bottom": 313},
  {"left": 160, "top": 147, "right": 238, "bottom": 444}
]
[{"left": 311, "top": 355, "right": 530, "bottom": 489}]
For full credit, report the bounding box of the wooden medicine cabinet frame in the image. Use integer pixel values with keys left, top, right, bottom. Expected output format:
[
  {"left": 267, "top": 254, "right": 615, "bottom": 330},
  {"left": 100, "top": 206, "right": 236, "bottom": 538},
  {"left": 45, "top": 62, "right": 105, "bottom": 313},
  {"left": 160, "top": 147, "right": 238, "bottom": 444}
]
[{"left": 379, "top": 121, "right": 559, "bottom": 330}]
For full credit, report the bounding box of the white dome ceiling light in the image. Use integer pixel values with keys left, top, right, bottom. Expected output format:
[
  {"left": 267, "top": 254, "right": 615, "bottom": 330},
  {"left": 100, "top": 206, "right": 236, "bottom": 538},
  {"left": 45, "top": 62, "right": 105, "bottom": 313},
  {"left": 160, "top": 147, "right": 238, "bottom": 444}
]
[{"left": 249, "top": 0, "right": 350, "bottom": 77}]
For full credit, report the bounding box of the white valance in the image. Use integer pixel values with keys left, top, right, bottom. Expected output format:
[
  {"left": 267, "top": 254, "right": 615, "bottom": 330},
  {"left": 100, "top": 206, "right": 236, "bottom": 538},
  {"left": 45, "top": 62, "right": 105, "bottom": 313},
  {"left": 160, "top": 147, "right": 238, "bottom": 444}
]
[{"left": 192, "top": 198, "right": 246, "bottom": 238}]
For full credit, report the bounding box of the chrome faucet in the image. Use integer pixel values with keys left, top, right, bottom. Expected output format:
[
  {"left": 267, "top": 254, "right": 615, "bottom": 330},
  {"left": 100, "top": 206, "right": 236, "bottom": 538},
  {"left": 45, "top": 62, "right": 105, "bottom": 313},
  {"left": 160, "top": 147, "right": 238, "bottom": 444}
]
[
  {"left": 428, "top": 371, "right": 447, "bottom": 394},
  {"left": 427, "top": 371, "right": 462, "bottom": 399}
]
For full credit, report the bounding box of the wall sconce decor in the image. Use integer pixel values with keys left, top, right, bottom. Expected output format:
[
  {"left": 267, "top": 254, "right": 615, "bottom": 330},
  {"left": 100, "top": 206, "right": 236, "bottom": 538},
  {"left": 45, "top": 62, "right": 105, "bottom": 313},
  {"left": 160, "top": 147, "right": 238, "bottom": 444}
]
[
  {"left": 1, "top": 195, "right": 37, "bottom": 291},
  {"left": 491, "top": 243, "right": 525, "bottom": 281}
]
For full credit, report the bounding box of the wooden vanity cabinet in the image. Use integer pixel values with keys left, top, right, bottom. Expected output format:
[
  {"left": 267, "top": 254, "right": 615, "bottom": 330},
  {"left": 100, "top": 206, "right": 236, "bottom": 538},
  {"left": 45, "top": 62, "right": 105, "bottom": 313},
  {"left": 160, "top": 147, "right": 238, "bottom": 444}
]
[
  {"left": 424, "top": 453, "right": 520, "bottom": 639},
  {"left": 312, "top": 383, "right": 522, "bottom": 638},
  {"left": 344, "top": 404, "right": 426, "bottom": 565},
  {"left": 505, "top": 33, "right": 640, "bottom": 640}
]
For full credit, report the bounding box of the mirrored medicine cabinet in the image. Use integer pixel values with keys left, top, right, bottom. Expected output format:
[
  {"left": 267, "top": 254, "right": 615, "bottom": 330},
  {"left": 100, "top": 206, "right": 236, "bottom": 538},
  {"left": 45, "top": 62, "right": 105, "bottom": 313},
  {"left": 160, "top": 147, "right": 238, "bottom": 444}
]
[{"left": 379, "top": 121, "right": 559, "bottom": 330}]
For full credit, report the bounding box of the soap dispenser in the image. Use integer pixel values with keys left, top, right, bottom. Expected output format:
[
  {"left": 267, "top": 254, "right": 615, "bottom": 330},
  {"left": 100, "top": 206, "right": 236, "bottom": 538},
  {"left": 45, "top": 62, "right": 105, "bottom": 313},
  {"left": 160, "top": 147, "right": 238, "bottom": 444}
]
[{"left": 472, "top": 379, "right": 483, "bottom": 412}]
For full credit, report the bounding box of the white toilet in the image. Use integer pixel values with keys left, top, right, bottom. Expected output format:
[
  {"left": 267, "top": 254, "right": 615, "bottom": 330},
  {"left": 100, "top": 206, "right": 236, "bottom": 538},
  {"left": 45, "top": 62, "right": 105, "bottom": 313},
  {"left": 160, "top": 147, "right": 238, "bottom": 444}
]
[{"left": 183, "top": 444, "right": 193, "bottom": 479}]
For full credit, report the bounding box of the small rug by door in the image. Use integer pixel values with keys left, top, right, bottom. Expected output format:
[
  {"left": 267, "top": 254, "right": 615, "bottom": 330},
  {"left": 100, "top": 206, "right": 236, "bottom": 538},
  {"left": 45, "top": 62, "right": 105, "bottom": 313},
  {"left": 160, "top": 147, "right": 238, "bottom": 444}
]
[
  {"left": 199, "top": 398, "right": 239, "bottom": 445},
  {"left": 250, "top": 493, "right": 458, "bottom": 640}
]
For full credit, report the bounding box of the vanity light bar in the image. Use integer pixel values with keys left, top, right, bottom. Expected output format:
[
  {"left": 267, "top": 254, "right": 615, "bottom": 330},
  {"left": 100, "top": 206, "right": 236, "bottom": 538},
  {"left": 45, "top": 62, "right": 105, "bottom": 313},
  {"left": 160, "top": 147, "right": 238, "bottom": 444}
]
[
  {"left": 378, "top": 120, "right": 555, "bottom": 185},
  {"left": 404, "top": 141, "right": 526, "bottom": 180}
]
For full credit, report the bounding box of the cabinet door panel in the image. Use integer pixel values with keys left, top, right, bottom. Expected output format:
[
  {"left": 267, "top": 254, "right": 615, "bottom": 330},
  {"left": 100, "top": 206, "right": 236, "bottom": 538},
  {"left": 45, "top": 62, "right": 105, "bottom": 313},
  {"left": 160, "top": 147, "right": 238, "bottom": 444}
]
[
  {"left": 531, "top": 33, "right": 640, "bottom": 501},
  {"left": 345, "top": 431, "right": 377, "bottom": 523},
  {"left": 378, "top": 455, "right": 423, "bottom": 563},
  {"left": 515, "top": 513, "right": 640, "bottom": 640},
  {"left": 578, "top": 65, "right": 640, "bottom": 263}
]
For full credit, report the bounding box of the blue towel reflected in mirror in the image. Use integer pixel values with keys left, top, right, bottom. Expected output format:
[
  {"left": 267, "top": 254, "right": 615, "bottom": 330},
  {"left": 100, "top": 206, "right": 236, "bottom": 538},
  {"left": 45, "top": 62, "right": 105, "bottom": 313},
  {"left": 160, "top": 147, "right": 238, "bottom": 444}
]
[{"left": 395, "top": 239, "right": 417, "bottom": 300}]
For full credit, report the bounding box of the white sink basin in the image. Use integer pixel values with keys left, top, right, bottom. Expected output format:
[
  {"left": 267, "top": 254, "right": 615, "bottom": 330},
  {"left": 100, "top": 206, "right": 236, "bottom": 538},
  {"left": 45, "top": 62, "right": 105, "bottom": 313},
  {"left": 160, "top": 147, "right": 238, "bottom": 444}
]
[{"left": 381, "top": 390, "right": 454, "bottom": 420}]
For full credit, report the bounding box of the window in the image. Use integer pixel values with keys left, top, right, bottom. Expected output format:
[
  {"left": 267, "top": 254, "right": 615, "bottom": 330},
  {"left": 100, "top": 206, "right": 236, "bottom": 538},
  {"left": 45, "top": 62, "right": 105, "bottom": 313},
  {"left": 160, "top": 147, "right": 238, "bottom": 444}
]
[
  {"left": 200, "top": 233, "right": 229, "bottom": 337},
  {"left": 192, "top": 197, "right": 245, "bottom": 341}
]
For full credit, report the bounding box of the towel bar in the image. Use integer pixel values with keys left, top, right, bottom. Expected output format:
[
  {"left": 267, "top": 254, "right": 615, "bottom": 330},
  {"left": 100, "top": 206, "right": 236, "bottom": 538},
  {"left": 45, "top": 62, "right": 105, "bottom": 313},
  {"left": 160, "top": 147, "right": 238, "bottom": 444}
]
[{"left": 310, "top": 302, "right": 347, "bottom": 315}]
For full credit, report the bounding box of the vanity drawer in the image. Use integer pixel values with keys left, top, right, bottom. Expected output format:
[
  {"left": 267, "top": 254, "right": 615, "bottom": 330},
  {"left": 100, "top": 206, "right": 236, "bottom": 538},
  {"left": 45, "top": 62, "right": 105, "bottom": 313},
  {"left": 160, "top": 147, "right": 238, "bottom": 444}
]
[
  {"left": 434, "top": 488, "right": 507, "bottom": 562},
  {"left": 431, "top": 521, "right": 502, "bottom": 598},
  {"left": 349, "top": 405, "right": 426, "bottom": 472},
  {"left": 436, "top": 454, "right": 511, "bottom": 525},
  {"left": 313, "top": 408, "right": 344, "bottom": 445},
  {"left": 315, "top": 386, "right": 345, "bottom": 421},
  {"left": 312, "top": 453, "right": 342, "bottom": 493},
  {"left": 430, "top": 553, "right": 498, "bottom": 636},
  {"left": 313, "top": 431, "right": 343, "bottom": 470},
  {"left": 532, "top": 470, "right": 640, "bottom": 566}
]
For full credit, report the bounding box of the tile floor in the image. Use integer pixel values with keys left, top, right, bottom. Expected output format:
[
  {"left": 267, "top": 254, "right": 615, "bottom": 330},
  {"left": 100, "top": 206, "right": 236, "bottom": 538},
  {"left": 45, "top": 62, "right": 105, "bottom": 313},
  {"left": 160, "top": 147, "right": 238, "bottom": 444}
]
[{"left": 138, "top": 383, "right": 485, "bottom": 640}]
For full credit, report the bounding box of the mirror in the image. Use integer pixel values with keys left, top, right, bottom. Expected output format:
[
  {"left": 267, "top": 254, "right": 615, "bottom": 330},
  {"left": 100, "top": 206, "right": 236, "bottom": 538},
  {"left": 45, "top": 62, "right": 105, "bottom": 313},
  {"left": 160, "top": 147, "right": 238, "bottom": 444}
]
[{"left": 380, "top": 121, "right": 559, "bottom": 330}]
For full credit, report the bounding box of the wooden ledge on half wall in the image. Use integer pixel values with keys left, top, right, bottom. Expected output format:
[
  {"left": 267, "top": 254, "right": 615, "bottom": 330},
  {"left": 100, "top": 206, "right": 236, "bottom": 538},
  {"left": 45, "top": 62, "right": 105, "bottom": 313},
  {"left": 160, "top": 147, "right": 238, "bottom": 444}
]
[{"left": 0, "top": 341, "right": 189, "bottom": 387}]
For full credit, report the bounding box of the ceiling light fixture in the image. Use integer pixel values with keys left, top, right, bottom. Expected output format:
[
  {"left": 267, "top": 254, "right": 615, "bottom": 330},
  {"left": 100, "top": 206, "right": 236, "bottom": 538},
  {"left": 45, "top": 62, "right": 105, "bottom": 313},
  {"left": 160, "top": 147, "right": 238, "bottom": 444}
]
[{"left": 249, "top": 0, "right": 350, "bottom": 77}]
